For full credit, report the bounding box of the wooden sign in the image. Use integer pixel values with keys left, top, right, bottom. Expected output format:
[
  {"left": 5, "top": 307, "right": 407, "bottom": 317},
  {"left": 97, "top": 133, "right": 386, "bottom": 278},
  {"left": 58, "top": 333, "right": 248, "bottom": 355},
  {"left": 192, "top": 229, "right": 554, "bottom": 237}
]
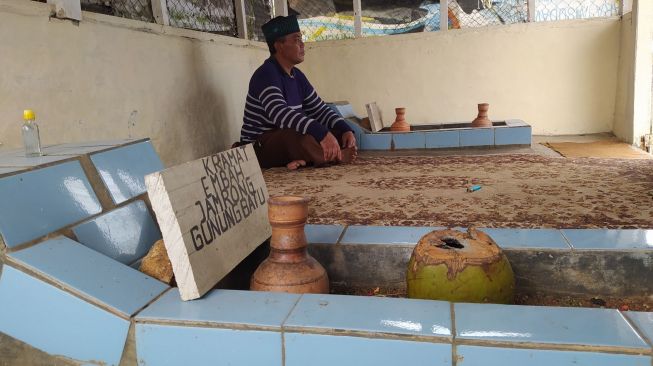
[
  {"left": 365, "top": 102, "right": 384, "bottom": 132},
  {"left": 145, "top": 145, "right": 271, "bottom": 301}
]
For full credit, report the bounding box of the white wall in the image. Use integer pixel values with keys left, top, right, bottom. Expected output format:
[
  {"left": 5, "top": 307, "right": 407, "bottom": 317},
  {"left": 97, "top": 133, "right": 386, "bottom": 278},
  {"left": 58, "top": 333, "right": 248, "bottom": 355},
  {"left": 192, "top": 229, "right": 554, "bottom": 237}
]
[
  {"left": 0, "top": 0, "right": 268, "bottom": 166},
  {"left": 614, "top": 0, "right": 652, "bottom": 145},
  {"left": 300, "top": 18, "right": 622, "bottom": 136},
  {"left": 614, "top": 12, "right": 636, "bottom": 142}
]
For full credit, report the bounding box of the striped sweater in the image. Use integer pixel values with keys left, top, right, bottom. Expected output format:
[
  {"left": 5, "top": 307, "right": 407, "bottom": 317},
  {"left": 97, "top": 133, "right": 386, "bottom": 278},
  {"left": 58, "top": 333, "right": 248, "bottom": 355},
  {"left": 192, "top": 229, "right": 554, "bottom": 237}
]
[{"left": 240, "top": 57, "right": 353, "bottom": 143}]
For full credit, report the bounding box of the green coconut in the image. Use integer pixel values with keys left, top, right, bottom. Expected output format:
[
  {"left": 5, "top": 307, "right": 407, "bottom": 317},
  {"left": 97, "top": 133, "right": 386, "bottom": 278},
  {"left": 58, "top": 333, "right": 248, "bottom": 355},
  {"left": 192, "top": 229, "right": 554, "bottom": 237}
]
[{"left": 406, "top": 228, "right": 515, "bottom": 304}]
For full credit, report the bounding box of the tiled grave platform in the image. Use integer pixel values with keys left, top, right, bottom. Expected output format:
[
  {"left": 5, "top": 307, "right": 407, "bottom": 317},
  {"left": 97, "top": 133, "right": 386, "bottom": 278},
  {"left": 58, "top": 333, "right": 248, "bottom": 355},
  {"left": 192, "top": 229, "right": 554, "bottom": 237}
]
[
  {"left": 329, "top": 103, "right": 532, "bottom": 150},
  {"left": 0, "top": 140, "right": 651, "bottom": 365}
]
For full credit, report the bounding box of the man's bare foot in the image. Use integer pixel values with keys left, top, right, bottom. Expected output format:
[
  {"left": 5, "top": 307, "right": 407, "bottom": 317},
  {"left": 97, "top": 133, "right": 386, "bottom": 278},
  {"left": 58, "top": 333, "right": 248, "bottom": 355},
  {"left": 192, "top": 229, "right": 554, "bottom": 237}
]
[
  {"left": 286, "top": 160, "right": 306, "bottom": 170},
  {"left": 339, "top": 147, "right": 357, "bottom": 164}
]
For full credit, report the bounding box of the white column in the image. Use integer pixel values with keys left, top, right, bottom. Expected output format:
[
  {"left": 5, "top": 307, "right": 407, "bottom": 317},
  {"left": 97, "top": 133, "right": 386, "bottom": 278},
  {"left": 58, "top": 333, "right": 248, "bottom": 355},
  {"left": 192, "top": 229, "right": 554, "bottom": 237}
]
[
  {"left": 440, "top": 0, "right": 448, "bottom": 31},
  {"left": 273, "top": 0, "right": 288, "bottom": 17},
  {"left": 151, "top": 0, "right": 170, "bottom": 26},
  {"left": 235, "top": 0, "right": 248, "bottom": 39},
  {"left": 47, "top": 0, "right": 81, "bottom": 21},
  {"left": 621, "top": 0, "right": 633, "bottom": 15},
  {"left": 527, "top": 0, "right": 535, "bottom": 22},
  {"left": 353, "top": 0, "right": 362, "bottom": 37}
]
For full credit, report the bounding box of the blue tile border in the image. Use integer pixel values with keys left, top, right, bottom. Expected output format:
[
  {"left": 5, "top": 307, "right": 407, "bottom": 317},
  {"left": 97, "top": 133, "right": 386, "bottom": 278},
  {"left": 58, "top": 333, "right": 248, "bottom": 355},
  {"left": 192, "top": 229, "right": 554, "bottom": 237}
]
[
  {"left": 305, "top": 224, "right": 345, "bottom": 244},
  {"left": 425, "top": 130, "right": 460, "bottom": 148},
  {"left": 340, "top": 225, "right": 444, "bottom": 245},
  {"left": 0, "top": 160, "right": 102, "bottom": 248},
  {"left": 460, "top": 128, "right": 494, "bottom": 147},
  {"left": 495, "top": 126, "right": 532, "bottom": 145},
  {"left": 90, "top": 140, "right": 163, "bottom": 205},
  {"left": 479, "top": 228, "right": 571, "bottom": 249},
  {"left": 136, "top": 323, "right": 283, "bottom": 366},
  {"left": 561, "top": 229, "right": 653, "bottom": 250},
  {"left": 8, "top": 236, "right": 168, "bottom": 317},
  {"left": 136, "top": 289, "right": 300, "bottom": 329},
  {"left": 456, "top": 345, "right": 652, "bottom": 366},
  {"left": 284, "top": 293, "right": 452, "bottom": 339},
  {"left": 285, "top": 333, "right": 452, "bottom": 366},
  {"left": 0, "top": 265, "right": 130, "bottom": 365},
  {"left": 392, "top": 133, "right": 426, "bottom": 149},
  {"left": 455, "top": 303, "right": 649, "bottom": 350},
  {"left": 624, "top": 312, "right": 653, "bottom": 346},
  {"left": 72, "top": 200, "right": 161, "bottom": 265},
  {"left": 361, "top": 133, "right": 392, "bottom": 150}
]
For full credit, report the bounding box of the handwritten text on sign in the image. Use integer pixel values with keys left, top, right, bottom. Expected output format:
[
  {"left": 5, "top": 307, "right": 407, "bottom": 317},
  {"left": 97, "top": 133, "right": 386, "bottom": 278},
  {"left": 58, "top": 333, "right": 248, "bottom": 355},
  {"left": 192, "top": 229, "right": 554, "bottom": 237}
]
[
  {"left": 192, "top": 148, "right": 267, "bottom": 251},
  {"left": 146, "top": 144, "right": 271, "bottom": 301}
]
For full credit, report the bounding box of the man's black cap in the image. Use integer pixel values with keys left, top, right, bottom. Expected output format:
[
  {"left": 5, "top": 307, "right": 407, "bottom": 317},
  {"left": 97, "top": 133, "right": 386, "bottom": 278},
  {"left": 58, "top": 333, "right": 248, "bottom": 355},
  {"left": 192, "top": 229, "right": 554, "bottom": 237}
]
[{"left": 262, "top": 15, "right": 301, "bottom": 44}]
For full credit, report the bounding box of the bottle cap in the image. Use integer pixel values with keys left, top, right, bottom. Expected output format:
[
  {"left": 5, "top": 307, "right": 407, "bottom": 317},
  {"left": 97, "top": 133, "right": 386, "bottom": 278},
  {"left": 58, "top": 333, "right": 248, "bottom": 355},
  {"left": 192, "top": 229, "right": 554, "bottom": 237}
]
[{"left": 23, "top": 110, "right": 35, "bottom": 120}]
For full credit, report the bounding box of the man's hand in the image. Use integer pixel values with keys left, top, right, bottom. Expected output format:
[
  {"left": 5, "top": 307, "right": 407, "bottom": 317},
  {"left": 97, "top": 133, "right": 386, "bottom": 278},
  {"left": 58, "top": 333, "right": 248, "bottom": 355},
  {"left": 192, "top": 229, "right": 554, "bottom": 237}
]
[
  {"left": 320, "top": 132, "right": 342, "bottom": 162},
  {"left": 341, "top": 131, "right": 357, "bottom": 149}
]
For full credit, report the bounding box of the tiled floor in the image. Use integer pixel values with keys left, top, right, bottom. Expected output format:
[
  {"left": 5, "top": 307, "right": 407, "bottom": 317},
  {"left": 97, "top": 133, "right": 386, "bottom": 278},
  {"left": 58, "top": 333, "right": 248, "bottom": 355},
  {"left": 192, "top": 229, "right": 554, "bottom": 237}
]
[{"left": 2, "top": 137, "right": 653, "bottom": 365}]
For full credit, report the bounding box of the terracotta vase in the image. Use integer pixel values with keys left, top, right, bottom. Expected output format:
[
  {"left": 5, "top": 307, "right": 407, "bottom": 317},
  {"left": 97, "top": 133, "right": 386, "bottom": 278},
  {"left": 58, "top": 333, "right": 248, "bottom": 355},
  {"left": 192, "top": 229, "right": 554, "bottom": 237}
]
[
  {"left": 390, "top": 107, "right": 411, "bottom": 132},
  {"left": 250, "top": 196, "right": 329, "bottom": 294},
  {"left": 471, "top": 103, "right": 492, "bottom": 128},
  {"left": 406, "top": 227, "right": 514, "bottom": 304}
]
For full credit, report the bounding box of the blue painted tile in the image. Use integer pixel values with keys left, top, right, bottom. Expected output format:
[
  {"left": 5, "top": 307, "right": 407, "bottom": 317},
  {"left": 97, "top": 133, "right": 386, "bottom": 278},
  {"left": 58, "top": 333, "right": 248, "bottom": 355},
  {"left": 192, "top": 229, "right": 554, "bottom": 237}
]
[
  {"left": 340, "top": 225, "right": 444, "bottom": 245},
  {"left": 136, "top": 323, "right": 281, "bottom": 366},
  {"left": 360, "top": 133, "right": 392, "bottom": 150},
  {"left": 0, "top": 265, "right": 130, "bottom": 365},
  {"left": 425, "top": 130, "right": 460, "bottom": 148},
  {"left": 495, "top": 126, "right": 531, "bottom": 145},
  {"left": 137, "top": 289, "right": 299, "bottom": 328},
  {"left": 0, "top": 161, "right": 102, "bottom": 248},
  {"left": 72, "top": 200, "right": 161, "bottom": 264},
  {"left": 9, "top": 236, "right": 168, "bottom": 317},
  {"left": 457, "top": 345, "right": 651, "bottom": 366},
  {"left": 561, "top": 229, "right": 653, "bottom": 250},
  {"left": 285, "top": 333, "right": 451, "bottom": 366},
  {"left": 460, "top": 128, "right": 493, "bottom": 147},
  {"left": 306, "top": 224, "right": 345, "bottom": 244},
  {"left": 90, "top": 141, "right": 163, "bottom": 204},
  {"left": 393, "top": 133, "right": 426, "bottom": 149},
  {"left": 284, "top": 294, "right": 451, "bottom": 338},
  {"left": 0, "top": 154, "right": 78, "bottom": 167},
  {"left": 625, "top": 312, "right": 653, "bottom": 345},
  {"left": 478, "top": 228, "right": 571, "bottom": 249},
  {"left": 455, "top": 303, "right": 648, "bottom": 349}
]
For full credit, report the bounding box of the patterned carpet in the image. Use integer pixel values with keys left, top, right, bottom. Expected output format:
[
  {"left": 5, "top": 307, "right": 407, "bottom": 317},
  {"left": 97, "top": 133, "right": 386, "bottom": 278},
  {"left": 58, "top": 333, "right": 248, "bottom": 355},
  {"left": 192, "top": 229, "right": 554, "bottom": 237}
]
[{"left": 263, "top": 154, "right": 653, "bottom": 229}]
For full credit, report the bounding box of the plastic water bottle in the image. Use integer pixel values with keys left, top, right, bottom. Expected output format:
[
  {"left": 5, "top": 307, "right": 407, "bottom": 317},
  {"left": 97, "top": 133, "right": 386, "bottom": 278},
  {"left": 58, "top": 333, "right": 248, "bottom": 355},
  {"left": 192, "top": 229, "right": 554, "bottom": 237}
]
[{"left": 22, "top": 109, "right": 42, "bottom": 157}]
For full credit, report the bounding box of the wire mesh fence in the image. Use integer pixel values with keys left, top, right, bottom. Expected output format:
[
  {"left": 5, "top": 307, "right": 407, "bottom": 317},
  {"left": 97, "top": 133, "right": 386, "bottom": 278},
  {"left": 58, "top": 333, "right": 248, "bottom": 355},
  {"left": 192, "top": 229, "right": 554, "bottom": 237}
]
[
  {"left": 534, "top": 0, "right": 619, "bottom": 22},
  {"left": 360, "top": 0, "right": 439, "bottom": 36},
  {"left": 166, "top": 0, "right": 236, "bottom": 35},
  {"left": 245, "top": 0, "right": 273, "bottom": 41},
  {"left": 80, "top": 0, "right": 155, "bottom": 22},
  {"left": 49, "top": 0, "right": 622, "bottom": 41},
  {"left": 290, "top": 0, "right": 356, "bottom": 42},
  {"left": 447, "top": 0, "right": 528, "bottom": 28}
]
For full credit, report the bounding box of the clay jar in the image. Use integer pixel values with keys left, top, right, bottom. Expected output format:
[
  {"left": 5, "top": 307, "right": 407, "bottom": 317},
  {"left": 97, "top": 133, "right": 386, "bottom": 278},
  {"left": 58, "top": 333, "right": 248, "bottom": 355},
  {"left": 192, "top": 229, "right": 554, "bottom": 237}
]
[
  {"left": 406, "top": 227, "right": 514, "bottom": 304},
  {"left": 390, "top": 107, "right": 411, "bottom": 132},
  {"left": 471, "top": 103, "right": 492, "bottom": 128},
  {"left": 250, "top": 196, "right": 329, "bottom": 294}
]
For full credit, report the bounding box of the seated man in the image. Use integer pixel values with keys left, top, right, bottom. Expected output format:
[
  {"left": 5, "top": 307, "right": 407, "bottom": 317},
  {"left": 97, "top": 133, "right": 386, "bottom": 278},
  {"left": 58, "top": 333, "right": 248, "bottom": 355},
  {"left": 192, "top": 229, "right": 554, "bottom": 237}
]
[{"left": 239, "top": 15, "right": 357, "bottom": 170}]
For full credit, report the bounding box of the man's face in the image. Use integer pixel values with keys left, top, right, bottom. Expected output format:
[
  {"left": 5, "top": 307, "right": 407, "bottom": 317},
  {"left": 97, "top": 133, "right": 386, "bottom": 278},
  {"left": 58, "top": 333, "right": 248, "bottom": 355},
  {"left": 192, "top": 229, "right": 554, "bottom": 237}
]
[{"left": 275, "top": 32, "right": 304, "bottom": 65}]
